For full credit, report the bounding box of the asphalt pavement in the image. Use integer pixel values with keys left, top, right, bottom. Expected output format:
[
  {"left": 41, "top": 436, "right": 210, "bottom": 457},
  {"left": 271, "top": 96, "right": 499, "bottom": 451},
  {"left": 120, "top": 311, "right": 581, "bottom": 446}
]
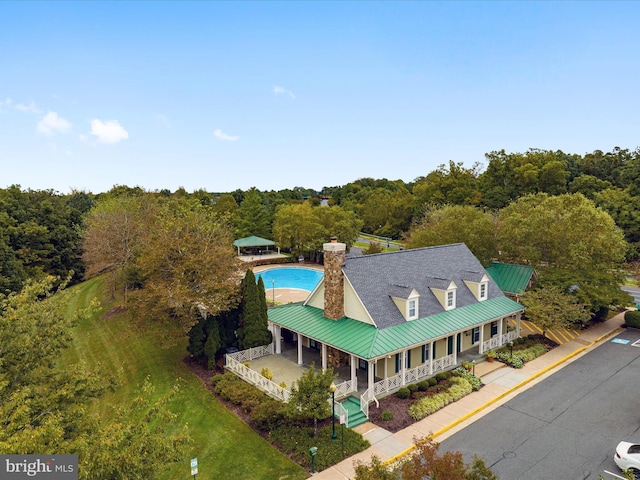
[{"left": 311, "top": 310, "right": 628, "bottom": 479}]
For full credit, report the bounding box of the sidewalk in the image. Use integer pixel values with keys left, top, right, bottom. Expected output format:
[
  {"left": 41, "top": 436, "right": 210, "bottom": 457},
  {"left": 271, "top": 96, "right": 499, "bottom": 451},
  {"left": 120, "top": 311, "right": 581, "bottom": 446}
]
[{"left": 311, "top": 312, "right": 626, "bottom": 479}]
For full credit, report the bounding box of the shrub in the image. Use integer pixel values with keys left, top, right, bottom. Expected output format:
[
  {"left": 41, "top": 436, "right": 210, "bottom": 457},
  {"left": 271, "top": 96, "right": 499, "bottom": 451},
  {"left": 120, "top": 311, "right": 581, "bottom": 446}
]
[
  {"left": 453, "top": 366, "right": 482, "bottom": 391},
  {"left": 417, "top": 380, "right": 429, "bottom": 391},
  {"left": 261, "top": 367, "right": 273, "bottom": 380},
  {"left": 427, "top": 377, "right": 438, "bottom": 387},
  {"left": 408, "top": 377, "right": 473, "bottom": 420},
  {"left": 250, "top": 398, "right": 289, "bottom": 431},
  {"left": 407, "top": 383, "right": 418, "bottom": 392},
  {"left": 396, "top": 387, "right": 411, "bottom": 399},
  {"left": 380, "top": 410, "right": 393, "bottom": 421},
  {"left": 624, "top": 310, "right": 640, "bottom": 328},
  {"left": 435, "top": 372, "right": 450, "bottom": 382}
]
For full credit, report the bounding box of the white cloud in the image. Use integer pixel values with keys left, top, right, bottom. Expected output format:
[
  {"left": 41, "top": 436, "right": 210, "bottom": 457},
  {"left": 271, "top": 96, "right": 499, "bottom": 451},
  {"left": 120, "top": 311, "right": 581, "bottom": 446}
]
[
  {"left": 90, "top": 119, "right": 129, "bottom": 144},
  {"left": 273, "top": 85, "right": 296, "bottom": 99},
  {"left": 16, "top": 101, "right": 41, "bottom": 113},
  {"left": 37, "top": 111, "right": 72, "bottom": 136},
  {"left": 213, "top": 128, "right": 239, "bottom": 141}
]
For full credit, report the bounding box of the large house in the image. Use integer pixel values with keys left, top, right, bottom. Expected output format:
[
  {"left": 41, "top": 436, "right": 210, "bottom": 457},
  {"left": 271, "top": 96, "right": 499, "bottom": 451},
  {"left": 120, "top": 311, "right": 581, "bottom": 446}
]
[{"left": 266, "top": 239, "right": 524, "bottom": 418}]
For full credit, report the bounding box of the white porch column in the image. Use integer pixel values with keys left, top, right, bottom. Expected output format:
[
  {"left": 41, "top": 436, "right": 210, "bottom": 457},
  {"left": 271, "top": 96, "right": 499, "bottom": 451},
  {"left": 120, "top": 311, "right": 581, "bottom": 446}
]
[
  {"left": 321, "top": 344, "right": 327, "bottom": 371},
  {"left": 515, "top": 314, "right": 521, "bottom": 337},
  {"left": 401, "top": 351, "right": 407, "bottom": 385},
  {"left": 429, "top": 341, "right": 434, "bottom": 375},
  {"left": 453, "top": 334, "right": 457, "bottom": 364},
  {"left": 350, "top": 354, "right": 357, "bottom": 390},
  {"left": 367, "top": 361, "right": 375, "bottom": 390},
  {"left": 274, "top": 325, "right": 282, "bottom": 354},
  {"left": 499, "top": 318, "right": 504, "bottom": 346},
  {"left": 297, "top": 333, "right": 303, "bottom": 365},
  {"left": 479, "top": 325, "right": 485, "bottom": 354}
]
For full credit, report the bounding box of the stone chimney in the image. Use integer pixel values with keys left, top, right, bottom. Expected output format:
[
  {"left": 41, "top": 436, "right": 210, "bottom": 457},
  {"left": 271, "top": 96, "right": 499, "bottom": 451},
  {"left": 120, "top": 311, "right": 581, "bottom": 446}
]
[{"left": 323, "top": 237, "right": 346, "bottom": 320}]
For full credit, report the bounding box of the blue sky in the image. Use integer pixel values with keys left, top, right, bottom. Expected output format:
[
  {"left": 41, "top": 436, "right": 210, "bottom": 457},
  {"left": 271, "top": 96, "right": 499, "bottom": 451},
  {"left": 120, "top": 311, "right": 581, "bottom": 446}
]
[{"left": 1, "top": 1, "right": 639, "bottom": 195}]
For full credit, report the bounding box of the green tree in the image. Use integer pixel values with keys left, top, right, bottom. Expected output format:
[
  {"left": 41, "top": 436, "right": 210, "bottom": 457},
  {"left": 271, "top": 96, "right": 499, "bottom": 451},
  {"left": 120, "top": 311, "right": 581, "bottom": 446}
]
[
  {"left": 497, "top": 193, "right": 627, "bottom": 271},
  {"left": 236, "top": 188, "right": 271, "bottom": 238},
  {"left": 237, "top": 270, "right": 272, "bottom": 349},
  {"left": 81, "top": 195, "right": 155, "bottom": 299},
  {"left": 204, "top": 315, "right": 222, "bottom": 369},
  {"left": 413, "top": 161, "right": 482, "bottom": 208},
  {"left": 406, "top": 205, "right": 497, "bottom": 266},
  {"left": 520, "top": 285, "right": 591, "bottom": 338},
  {"left": 130, "top": 197, "right": 241, "bottom": 332},
  {"left": 287, "top": 363, "right": 336, "bottom": 437},
  {"left": 273, "top": 202, "right": 322, "bottom": 256}
]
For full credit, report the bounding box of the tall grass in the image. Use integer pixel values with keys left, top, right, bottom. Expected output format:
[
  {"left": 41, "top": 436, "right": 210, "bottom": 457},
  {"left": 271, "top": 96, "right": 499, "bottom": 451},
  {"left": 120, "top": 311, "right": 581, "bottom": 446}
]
[{"left": 60, "top": 278, "right": 307, "bottom": 480}]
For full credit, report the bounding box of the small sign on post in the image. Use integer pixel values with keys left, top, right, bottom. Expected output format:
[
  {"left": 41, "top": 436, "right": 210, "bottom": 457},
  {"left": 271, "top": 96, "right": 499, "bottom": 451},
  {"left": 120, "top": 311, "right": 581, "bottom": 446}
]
[{"left": 190, "top": 457, "right": 198, "bottom": 478}]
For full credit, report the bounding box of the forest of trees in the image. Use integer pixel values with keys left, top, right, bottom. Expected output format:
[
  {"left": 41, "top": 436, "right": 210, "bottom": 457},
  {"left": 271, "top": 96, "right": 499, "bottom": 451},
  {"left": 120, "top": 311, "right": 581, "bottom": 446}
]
[{"left": 2, "top": 146, "right": 639, "bottom": 476}]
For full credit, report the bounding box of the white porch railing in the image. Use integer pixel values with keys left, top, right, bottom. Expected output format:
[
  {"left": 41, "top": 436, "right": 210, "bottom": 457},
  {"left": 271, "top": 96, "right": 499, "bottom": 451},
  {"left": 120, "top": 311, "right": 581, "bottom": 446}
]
[
  {"left": 482, "top": 330, "right": 519, "bottom": 352},
  {"left": 225, "top": 354, "right": 290, "bottom": 402},
  {"left": 225, "top": 343, "right": 273, "bottom": 363},
  {"left": 333, "top": 400, "right": 348, "bottom": 427},
  {"left": 359, "top": 353, "right": 456, "bottom": 419},
  {"left": 334, "top": 379, "right": 356, "bottom": 399}
]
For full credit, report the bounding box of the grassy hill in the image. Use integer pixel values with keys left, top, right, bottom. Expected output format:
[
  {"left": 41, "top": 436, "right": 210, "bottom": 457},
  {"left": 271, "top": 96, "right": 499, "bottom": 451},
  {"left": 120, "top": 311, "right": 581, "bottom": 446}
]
[{"left": 60, "top": 277, "right": 307, "bottom": 480}]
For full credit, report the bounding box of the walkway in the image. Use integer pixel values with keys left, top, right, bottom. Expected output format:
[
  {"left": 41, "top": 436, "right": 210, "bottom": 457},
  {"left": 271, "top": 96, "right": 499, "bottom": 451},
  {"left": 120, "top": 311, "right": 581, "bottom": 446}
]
[{"left": 311, "top": 311, "right": 627, "bottom": 479}]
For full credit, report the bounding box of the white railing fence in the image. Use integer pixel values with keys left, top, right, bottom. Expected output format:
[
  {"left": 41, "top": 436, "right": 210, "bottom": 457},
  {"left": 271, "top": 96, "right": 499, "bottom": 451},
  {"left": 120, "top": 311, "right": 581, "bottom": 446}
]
[
  {"left": 226, "top": 343, "right": 274, "bottom": 363},
  {"left": 225, "top": 354, "right": 290, "bottom": 402},
  {"left": 482, "top": 330, "right": 519, "bottom": 353}
]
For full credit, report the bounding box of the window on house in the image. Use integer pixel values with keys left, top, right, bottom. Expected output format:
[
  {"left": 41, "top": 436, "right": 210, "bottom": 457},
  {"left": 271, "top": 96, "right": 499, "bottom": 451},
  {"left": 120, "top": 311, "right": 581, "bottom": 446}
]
[
  {"left": 408, "top": 299, "right": 416, "bottom": 319},
  {"left": 405, "top": 350, "right": 411, "bottom": 369},
  {"left": 480, "top": 283, "right": 487, "bottom": 300},
  {"left": 395, "top": 353, "right": 400, "bottom": 373},
  {"left": 491, "top": 321, "right": 498, "bottom": 337},
  {"left": 447, "top": 336, "right": 454, "bottom": 355},
  {"left": 472, "top": 327, "right": 480, "bottom": 344},
  {"left": 358, "top": 358, "right": 367, "bottom": 371},
  {"left": 447, "top": 290, "right": 455, "bottom": 309},
  {"left": 422, "top": 344, "right": 430, "bottom": 363}
]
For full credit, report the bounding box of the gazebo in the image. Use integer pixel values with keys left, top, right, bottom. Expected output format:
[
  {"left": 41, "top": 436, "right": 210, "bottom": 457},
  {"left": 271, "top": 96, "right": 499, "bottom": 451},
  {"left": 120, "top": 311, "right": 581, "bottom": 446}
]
[{"left": 233, "top": 235, "right": 277, "bottom": 256}]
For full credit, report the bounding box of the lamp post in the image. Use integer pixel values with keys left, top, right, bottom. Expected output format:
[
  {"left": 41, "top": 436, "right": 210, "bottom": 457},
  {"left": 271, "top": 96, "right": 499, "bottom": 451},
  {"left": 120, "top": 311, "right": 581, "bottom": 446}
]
[
  {"left": 329, "top": 383, "right": 337, "bottom": 440},
  {"left": 472, "top": 359, "right": 476, "bottom": 376},
  {"left": 508, "top": 341, "right": 513, "bottom": 359},
  {"left": 272, "top": 279, "right": 275, "bottom": 305}
]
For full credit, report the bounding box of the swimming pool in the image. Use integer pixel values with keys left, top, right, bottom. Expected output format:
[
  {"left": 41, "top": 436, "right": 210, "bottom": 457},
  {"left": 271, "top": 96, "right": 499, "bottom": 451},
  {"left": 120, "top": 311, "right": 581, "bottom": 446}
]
[{"left": 255, "top": 267, "right": 324, "bottom": 292}]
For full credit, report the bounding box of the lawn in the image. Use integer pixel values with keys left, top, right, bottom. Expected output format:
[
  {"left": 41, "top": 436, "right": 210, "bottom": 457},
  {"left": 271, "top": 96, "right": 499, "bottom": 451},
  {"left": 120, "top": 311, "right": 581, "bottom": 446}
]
[{"left": 59, "top": 278, "right": 308, "bottom": 480}]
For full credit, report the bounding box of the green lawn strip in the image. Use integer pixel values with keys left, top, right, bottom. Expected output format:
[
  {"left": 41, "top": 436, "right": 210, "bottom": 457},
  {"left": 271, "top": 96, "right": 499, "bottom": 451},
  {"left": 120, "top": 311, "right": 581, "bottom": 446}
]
[{"left": 59, "top": 279, "right": 308, "bottom": 480}]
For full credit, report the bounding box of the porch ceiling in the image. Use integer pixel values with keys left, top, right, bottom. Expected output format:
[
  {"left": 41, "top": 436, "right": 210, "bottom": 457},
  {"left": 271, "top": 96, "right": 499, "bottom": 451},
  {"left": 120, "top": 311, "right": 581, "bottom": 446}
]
[{"left": 268, "top": 296, "right": 524, "bottom": 360}]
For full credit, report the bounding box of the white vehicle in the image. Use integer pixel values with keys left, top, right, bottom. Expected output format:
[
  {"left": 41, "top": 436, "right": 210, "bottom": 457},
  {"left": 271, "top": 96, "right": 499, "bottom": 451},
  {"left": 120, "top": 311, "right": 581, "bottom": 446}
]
[{"left": 614, "top": 441, "right": 640, "bottom": 478}]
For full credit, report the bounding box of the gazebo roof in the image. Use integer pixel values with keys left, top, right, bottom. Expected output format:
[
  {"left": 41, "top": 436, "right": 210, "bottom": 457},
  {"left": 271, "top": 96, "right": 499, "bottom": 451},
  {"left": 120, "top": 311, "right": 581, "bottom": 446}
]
[{"left": 233, "top": 235, "right": 275, "bottom": 248}]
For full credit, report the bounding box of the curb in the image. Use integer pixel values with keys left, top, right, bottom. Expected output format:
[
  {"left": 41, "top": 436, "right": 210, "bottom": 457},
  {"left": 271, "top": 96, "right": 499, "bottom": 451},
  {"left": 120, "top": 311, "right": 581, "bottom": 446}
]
[{"left": 381, "top": 326, "right": 623, "bottom": 467}]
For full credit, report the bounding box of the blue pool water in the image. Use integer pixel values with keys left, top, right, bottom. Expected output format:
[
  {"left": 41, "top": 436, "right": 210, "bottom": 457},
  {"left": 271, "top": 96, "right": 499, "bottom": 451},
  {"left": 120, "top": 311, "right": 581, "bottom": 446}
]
[{"left": 255, "top": 267, "right": 324, "bottom": 292}]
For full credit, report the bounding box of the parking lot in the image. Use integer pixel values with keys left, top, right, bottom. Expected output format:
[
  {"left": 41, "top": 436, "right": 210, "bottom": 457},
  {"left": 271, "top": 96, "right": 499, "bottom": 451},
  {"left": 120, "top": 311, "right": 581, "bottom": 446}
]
[{"left": 440, "top": 328, "right": 640, "bottom": 480}]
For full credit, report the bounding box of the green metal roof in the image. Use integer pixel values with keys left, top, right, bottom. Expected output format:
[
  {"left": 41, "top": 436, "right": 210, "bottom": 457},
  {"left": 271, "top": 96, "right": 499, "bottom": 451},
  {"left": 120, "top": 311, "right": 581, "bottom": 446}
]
[
  {"left": 268, "top": 296, "right": 523, "bottom": 360},
  {"left": 486, "top": 262, "right": 535, "bottom": 295},
  {"left": 233, "top": 235, "right": 275, "bottom": 247}
]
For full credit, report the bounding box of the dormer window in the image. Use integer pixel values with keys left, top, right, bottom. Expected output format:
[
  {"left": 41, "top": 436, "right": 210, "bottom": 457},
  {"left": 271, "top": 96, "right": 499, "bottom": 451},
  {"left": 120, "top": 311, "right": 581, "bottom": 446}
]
[
  {"left": 390, "top": 287, "right": 419, "bottom": 321},
  {"left": 463, "top": 274, "right": 490, "bottom": 302},
  {"left": 408, "top": 299, "right": 417, "bottom": 319},
  {"left": 446, "top": 290, "right": 455, "bottom": 309},
  {"left": 480, "top": 282, "right": 487, "bottom": 300}
]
